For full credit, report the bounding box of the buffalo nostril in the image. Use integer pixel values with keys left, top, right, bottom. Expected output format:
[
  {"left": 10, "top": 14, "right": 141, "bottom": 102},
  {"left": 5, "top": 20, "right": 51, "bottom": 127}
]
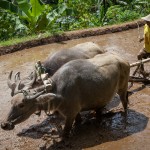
[
  {"left": 11, "top": 92, "right": 14, "bottom": 97},
  {"left": 1, "top": 122, "right": 7, "bottom": 129},
  {"left": 1, "top": 122, "right": 15, "bottom": 130}
]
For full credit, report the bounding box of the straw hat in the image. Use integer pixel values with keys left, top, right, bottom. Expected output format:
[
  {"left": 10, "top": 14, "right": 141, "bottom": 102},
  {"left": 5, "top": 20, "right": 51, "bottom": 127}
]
[{"left": 141, "top": 14, "right": 150, "bottom": 22}]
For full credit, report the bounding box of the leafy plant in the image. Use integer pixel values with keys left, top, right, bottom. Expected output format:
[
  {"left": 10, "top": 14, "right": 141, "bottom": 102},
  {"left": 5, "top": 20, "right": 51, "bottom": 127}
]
[
  {"left": 0, "top": 0, "right": 150, "bottom": 42},
  {"left": 0, "top": 0, "right": 19, "bottom": 13},
  {"left": 116, "top": 0, "right": 150, "bottom": 14},
  {"left": 105, "top": 5, "right": 123, "bottom": 24},
  {"left": 0, "top": 9, "right": 28, "bottom": 40},
  {"left": 0, "top": 0, "right": 67, "bottom": 33},
  {"left": 106, "top": 5, "right": 139, "bottom": 25}
]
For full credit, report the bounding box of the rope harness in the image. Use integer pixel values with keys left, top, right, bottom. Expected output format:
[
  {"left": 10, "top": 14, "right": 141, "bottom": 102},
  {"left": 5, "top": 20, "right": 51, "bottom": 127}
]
[
  {"left": 34, "top": 60, "right": 54, "bottom": 116},
  {"left": 35, "top": 60, "right": 52, "bottom": 92}
]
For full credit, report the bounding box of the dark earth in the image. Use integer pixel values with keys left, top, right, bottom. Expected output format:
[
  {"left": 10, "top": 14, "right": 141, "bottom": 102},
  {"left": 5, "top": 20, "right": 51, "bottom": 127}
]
[{"left": 0, "top": 21, "right": 150, "bottom": 150}]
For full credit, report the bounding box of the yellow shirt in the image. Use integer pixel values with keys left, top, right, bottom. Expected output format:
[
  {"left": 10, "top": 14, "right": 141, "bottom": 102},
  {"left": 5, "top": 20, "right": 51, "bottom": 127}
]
[{"left": 144, "top": 24, "right": 150, "bottom": 53}]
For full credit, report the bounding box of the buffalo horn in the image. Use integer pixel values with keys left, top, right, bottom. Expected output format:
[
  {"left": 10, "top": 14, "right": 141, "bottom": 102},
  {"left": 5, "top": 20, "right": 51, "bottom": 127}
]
[
  {"left": 27, "top": 70, "right": 37, "bottom": 86},
  {"left": 12, "top": 81, "right": 23, "bottom": 95},
  {"left": 7, "top": 71, "right": 15, "bottom": 89},
  {"left": 14, "top": 72, "right": 20, "bottom": 82},
  {"left": 16, "top": 80, "right": 22, "bottom": 91}
]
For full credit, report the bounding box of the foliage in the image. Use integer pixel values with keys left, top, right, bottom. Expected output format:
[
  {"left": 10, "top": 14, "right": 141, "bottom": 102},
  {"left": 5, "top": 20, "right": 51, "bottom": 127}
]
[
  {"left": 105, "top": 5, "right": 139, "bottom": 25},
  {"left": 116, "top": 0, "right": 149, "bottom": 8},
  {"left": 0, "top": 0, "right": 67, "bottom": 33},
  {"left": 0, "top": 9, "right": 28, "bottom": 40},
  {"left": 0, "top": 0, "right": 150, "bottom": 41},
  {"left": 0, "top": 0, "right": 19, "bottom": 13},
  {"left": 117, "top": 10, "right": 139, "bottom": 22}
]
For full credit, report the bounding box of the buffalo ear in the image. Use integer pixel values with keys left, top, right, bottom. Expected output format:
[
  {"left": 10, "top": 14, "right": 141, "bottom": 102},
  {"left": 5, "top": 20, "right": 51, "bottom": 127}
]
[{"left": 36, "top": 93, "right": 56, "bottom": 104}]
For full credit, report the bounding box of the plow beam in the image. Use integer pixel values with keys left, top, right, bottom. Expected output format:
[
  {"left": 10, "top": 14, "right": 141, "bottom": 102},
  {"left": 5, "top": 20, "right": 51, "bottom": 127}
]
[{"left": 130, "top": 58, "right": 150, "bottom": 68}]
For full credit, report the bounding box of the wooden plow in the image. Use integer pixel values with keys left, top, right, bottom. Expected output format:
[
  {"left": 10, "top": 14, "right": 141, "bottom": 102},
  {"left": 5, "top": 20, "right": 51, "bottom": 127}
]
[{"left": 129, "top": 58, "right": 150, "bottom": 88}]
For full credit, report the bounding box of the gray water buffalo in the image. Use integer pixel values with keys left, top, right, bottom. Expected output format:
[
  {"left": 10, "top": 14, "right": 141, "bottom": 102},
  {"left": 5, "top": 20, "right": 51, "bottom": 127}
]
[
  {"left": 1, "top": 53, "right": 130, "bottom": 137},
  {"left": 7, "top": 42, "right": 104, "bottom": 96}
]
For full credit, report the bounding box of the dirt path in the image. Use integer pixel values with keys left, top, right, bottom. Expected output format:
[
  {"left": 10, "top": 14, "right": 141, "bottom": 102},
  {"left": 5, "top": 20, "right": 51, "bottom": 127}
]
[{"left": 0, "top": 26, "right": 150, "bottom": 150}]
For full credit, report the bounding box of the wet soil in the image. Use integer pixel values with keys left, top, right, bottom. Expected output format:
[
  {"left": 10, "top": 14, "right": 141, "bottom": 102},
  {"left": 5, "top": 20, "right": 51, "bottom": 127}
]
[{"left": 0, "top": 24, "right": 150, "bottom": 150}]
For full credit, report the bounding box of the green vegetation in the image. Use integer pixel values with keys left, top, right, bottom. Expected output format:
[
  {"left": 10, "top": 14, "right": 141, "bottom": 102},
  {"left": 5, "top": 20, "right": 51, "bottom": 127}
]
[
  {"left": 0, "top": 30, "right": 63, "bottom": 46},
  {"left": 0, "top": 0, "right": 150, "bottom": 44},
  {"left": 0, "top": 34, "right": 40, "bottom": 46}
]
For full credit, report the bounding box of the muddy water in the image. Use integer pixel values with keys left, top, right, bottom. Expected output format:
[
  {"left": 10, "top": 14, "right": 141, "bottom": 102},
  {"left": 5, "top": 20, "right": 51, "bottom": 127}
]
[{"left": 0, "top": 27, "right": 150, "bottom": 150}]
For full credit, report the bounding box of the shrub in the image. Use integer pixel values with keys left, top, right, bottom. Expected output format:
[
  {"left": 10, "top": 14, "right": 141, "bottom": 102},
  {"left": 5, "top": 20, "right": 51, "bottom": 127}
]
[
  {"left": 106, "top": 5, "right": 139, "bottom": 25},
  {"left": 0, "top": 9, "right": 28, "bottom": 40}
]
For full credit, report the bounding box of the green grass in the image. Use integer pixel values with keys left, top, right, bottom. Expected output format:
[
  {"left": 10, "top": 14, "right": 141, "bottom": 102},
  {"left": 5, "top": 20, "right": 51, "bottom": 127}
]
[
  {"left": 0, "top": 35, "right": 38, "bottom": 47},
  {"left": 0, "top": 31, "right": 64, "bottom": 47}
]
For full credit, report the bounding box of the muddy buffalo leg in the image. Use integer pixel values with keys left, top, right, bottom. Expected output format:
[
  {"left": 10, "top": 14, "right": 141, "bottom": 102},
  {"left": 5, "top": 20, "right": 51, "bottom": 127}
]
[{"left": 63, "top": 116, "right": 76, "bottom": 138}]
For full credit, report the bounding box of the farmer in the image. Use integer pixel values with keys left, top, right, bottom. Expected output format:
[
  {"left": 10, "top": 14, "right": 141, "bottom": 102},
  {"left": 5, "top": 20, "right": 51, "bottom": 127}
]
[{"left": 137, "top": 14, "right": 150, "bottom": 60}]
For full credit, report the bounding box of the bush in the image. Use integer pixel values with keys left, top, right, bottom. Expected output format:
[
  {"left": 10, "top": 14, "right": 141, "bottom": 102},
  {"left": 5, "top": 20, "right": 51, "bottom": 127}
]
[
  {"left": 117, "top": 10, "right": 139, "bottom": 22},
  {"left": 0, "top": 9, "right": 28, "bottom": 40},
  {"left": 106, "top": 5, "right": 139, "bottom": 25}
]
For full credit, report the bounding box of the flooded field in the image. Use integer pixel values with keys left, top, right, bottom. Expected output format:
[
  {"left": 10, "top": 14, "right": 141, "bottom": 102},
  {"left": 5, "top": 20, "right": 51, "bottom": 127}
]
[{"left": 0, "top": 27, "right": 150, "bottom": 150}]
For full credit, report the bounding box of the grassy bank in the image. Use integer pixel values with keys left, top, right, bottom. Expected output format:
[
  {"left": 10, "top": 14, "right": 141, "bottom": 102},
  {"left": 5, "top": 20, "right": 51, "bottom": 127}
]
[
  {"left": 0, "top": 18, "right": 144, "bottom": 48},
  {"left": 0, "top": 31, "right": 65, "bottom": 47}
]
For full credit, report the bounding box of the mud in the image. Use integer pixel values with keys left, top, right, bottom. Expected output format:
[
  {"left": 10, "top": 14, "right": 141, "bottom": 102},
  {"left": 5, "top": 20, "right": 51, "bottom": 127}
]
[{"left": 0, "top": 25, "right": 150, "bottom": 150}]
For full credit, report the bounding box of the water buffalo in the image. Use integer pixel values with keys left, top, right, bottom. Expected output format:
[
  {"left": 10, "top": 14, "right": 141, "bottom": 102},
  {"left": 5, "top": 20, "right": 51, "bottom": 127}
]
[
  {"left": 7, "top": 42, "right": 105, "bottom": 96},
  {"left": 1, "top": 53, "right": 130, "bottom": 137}
]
